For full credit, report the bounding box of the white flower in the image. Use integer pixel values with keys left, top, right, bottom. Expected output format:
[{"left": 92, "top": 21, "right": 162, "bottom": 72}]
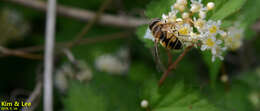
[
  {"left": 162, "top": 10, "right": 178, "bottom": 23},
  {"left": 95, "top": 54, "right": 128, "bottom": 75},
  {"left": 220, "top": 74, "right": 229, "bottom": 83},
  {"left": 182, "top": 12, "right": 189, "bottom": 19},
  {"left": 176, "top": 23, "right": 193, "bottom": 36},
  {"left": 201, "top": 36, "right": 218, "bottom": 51},
  {"left": 205, "top": 20, "right": 222, "bottom": 36},
  {"left": 174, "top": 3, "right": 186, "bottom": 12},
  {"left": 199, "top": 11, "right": 207, "bottom": 19},
  {"left": 190, "top": 0, "right": 205, "bottom": 13},
  {"left": 224, "top": 24, "right": 244, "bottom": 50},
  {"left": 207, "top": 2, "right": 215, "bottom": 10},
  {"left": 176, "top": 0, "right": 187, "bottom": 5},
  {"left": 193, "top": 17, "right": 206, "bottom": 32},
  {"left": 140, "top": 100, "right": 149, "bottom": 108},
  {"left": 211, "top": 46, "right": 226, "bottom": 62},
  {"left": 189, "top": 32, "right": 202, "bottom": 42},
  {"left": 55, "top": 70, "right": 68, "bottom": 94},
  {"left": 144, "top": 28, "right": 154, "bottom": 41},
  {"left": 76, "top": 61, "right": 93, "bottom": 82},
  {"left": 55, "top": 60, "right": 93, "bottom": 90},
  {"left": 201, "top": 36, "right": 225, "bottom": 61}
]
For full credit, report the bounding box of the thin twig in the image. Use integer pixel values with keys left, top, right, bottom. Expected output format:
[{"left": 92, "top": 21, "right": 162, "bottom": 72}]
[
  {"left": 22, "top": 65, "right": 43, "bottom": 111},
  {"left": 1, "top": 0, "right": 148, "bottom": 28},
  {"left": 43, "top": 0, "right": 56, "bottom": 110},
  {"left": 22, "top": 80, "right": 42, "bottom": 111},
  {"left": 158, "top": 45, "right": 193, "bottom": 86},
  {"left": 0, "top": 46, "right": 42, "bottom": 59},
  {"left": 18, "top": 31, "right": 129, "bottom": 52},
  {"left": 0, "top": 32, "right": 128, "bottom": 59},
  {"left": 68, "top": 0, "right": 112, "bottom": 48},
  {"left": 167, "top": 50, "right": 173, "bottom": 66}
]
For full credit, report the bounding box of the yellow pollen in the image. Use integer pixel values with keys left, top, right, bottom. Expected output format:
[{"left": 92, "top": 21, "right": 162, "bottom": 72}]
[
  {"left": 206, "top": 38, "right": 215, "bottom": 47},
  {"left": 179, "top": 27, "right": 189, "bottom": 35},
  {"left": 209, "top": 25, "right": 217, "bottom": 34}
]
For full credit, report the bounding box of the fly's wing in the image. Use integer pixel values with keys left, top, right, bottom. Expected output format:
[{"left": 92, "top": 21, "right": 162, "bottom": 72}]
[{"left": 153, "top": 40, "right": 166, "bottom": 72}]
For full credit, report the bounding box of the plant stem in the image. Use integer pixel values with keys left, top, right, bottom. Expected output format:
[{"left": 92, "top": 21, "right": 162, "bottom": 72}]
[
  {"left": 68, "top": 0, "right": 112, "bottom": 48},
  {"left": 1, "top": 0, "right": 148, "bottom": 28},
  {"left": 43, "top": 0, "right": 56, "bottom": 110},
  {"left": 158, "top": 45, "right": 193, "bottom": 86},
  {"left": 0, "top": 46, "right": 42, "bottom": 59}
]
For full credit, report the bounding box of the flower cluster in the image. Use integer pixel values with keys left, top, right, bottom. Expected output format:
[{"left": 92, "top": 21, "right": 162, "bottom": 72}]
[
  {"left": 95, "top": 48, "right": 129, "bottom": 75},
  {"left": 55, "top": 60, "right": 92, "bottom": 93},
  {"left": 144, "top": 0, "right": 245, "bottom": 62}
]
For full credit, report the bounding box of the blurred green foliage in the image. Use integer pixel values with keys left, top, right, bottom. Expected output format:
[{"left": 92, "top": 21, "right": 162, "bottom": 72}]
[{"left": 0, "top": 0, "right": 260, "bottom": 111}]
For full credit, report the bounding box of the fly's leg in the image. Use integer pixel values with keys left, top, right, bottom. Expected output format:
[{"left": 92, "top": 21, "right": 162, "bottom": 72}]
[{"left": 153, "top": 40, "right": 166, "bottom": 72}]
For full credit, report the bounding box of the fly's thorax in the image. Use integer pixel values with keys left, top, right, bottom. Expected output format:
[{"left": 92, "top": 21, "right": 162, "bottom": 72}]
[{"left": 149, "top": 19, "right": 161, "bottom": 30}]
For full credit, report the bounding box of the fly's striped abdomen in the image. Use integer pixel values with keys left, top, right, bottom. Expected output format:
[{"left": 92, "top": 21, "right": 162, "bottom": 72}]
[{"left": 168, "top": 38, "right": 182, "bottom": 49}]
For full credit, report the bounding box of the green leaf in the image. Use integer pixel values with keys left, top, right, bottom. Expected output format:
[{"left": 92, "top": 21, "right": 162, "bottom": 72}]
[
  {"left": 129, "top": 61, "right": 154, "bottom": 83},
  {"left": 145, "top": 0, "right": 176, "bottom": 18},
  {"left": 64, "top": 80, "right": 106, "bottom": 111},
  {"left": 142, "top": 79, "right": 222, "bottom": 111},
  {"left": 201, "top": 51, "right": 222, "bottom": 87},
  {"left": 239, "top": 0, "right": 260, "bottom": 40},
  {"left": 210, "top": 0, "right": 246, "bottom": 20},
  {"left": 88, "top": 72, "right": 141, "bottom": 111},
  {"left": 240, "top": 0, "right": 260, "bottom": 27},
  {"left": 64, "top": 72, "right": 142, "bottom": 111},
  {"left": 204, "top": 69, "right": 260, "bottom": 111}
]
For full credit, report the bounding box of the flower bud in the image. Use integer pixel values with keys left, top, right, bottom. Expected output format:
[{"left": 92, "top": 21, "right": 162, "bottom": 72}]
[
  {"left": 140, "top": 100, "right": 149, "bottom": 108},
  {"left": 207, "top": 2, "right": 215, "bottom": 10},
  {"left": 199, "top": 11, "right": 206, "bottom": 19},
  {"left": 182, "top": 12, "right": 189, "bottom": 19}
]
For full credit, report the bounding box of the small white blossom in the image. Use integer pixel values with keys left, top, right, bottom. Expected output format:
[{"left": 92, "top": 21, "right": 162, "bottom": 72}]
[
  {"left": 182, "top": 12, "right": 189, "bottom": 19},
  {"left": 212, "top": 46, "right": 226, "bottom": 62},
  {"left": 174, "top": 3, "right": 186, "bottom": 12},
  {"left": 190, "top": 0, "right": 204, "bottom": 13},
  {"left": 164, "top": 10, "right": 178, "bottom": 23},
  {"left": 176, "top": 0, "right": 187, "bottom": 5},
  {"left": 207, "top": 2, "right": 215, "bottom": 10},
  {"left": 55, "top": 70, "right": 68, "bottom": 93},
  {"left": 220, "top": 74, "right": 229, "bottom": 83},
  {"left": 201, "top": 36, "right": 225, "bottom": 61},
  {"left": 199, "top": 11, "right": 206, "bottom": 19},
  {"left": 205, "top": 20, "right": 222, "bottom": 36},
  {"left": 224, "top": 24, "right": 244, "bottom": 50},
  {"left": 55, "top": 60, "right": 93, "bottom": 92},
  {"left": 76, "top": 61, "right": 93, "bottom": 82},
  {"left": 193, "top": 18, "right": 206, "bottom": 32},
  {"left": 95, "top": 49, "right": 129, "bottom": 75},
  {"left": 140, "top": 100, "right": 149, "bottom": 108},
  {"left": 176, "top": 23, "right": 193, "bottom": 36},
  {"left": 144, "top": 28, "right": 154, "bottom": 41}
]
